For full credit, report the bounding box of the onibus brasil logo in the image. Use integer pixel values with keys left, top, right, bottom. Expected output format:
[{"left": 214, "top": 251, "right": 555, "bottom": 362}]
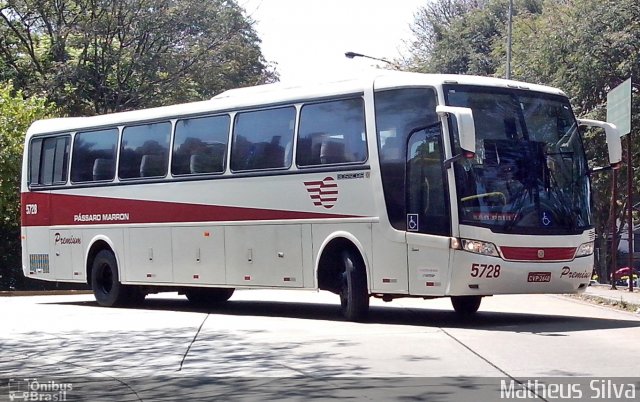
[{"left": 8, "top": 378, "right": 73, "bottom": 401}]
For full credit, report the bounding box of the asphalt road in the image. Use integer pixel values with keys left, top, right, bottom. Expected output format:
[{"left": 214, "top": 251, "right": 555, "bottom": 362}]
[{"left": 1, "top": 290, "right": 639, "bottom": 401}]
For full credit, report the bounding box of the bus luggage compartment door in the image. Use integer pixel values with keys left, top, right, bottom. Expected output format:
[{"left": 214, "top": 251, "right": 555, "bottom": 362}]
[
  {"left": 126, "top": 227, "right": 173, "bottom": 283},
  {"left": 225, "top": 225, "right": 304, "bottom": 288},
  {"left": 172, "top": 226, "right": 226, "bottom": 285}
]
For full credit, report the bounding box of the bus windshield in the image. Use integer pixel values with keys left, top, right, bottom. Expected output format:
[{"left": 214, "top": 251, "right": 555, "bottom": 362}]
[{"left": 444, "top": 85, "right": 591, "bottom": 235}]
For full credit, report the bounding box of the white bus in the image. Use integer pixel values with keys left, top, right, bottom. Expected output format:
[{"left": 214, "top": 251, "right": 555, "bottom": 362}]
[{"left": 21, "top": 71, "right": 621, "bottom": 320}]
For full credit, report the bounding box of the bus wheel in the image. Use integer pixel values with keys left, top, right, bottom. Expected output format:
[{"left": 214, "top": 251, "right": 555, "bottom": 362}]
[
  {"left": 451, "top": 296, "right": 482, "bottom": 316},
  {"left": 186, "top": 288, "right": 235, "bottom": 305},
  {"left": 339, "top": 250, "right": 369, "bottom": 321},
  {"left": 91, "top": 250, "right": 129, "bottom": 307}
]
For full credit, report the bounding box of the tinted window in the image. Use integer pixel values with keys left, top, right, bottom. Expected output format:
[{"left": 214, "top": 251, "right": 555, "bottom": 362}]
[
  {"left": 375, "top": 88, "right": 439, "bottom": 230},
  {"left": 29, "top": 138, "right": 43, "bottom": 185},
  {"left": 407, "top": 126, "right": 450, "bottom": 236},
  {"left": 231, "top": 107, "right": 295, "bottom": 171},
  {"left": 71, "top": 128, "right": 118, "bottom": 182},
  {"left": 445, "top": 85, "right": 590, "bottom": 234},
  {"left": 172, "top": 115, "right": 229, "bottom": 175},
  {"left": 29, "top": 136, "right": 70, "bottom": 186},
  {"left": 119, "top": 122, "right": 171, "bottom": 179},
  {"left": 297, "top": 98, "right": 366, "bottom": 166}
]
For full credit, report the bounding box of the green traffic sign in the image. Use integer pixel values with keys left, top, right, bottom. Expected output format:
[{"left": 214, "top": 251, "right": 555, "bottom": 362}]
[{"left": 607, "top": 78, "right": 632, "bottom": 136}]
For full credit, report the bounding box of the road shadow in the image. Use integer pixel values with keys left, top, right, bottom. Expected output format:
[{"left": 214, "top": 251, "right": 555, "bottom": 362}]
[
  {"left": 46, "top": 296, "right": 640, "bottom": 334},
  {"left": 10, "top": 297, "right": 640, "bottom": 400},
  {"left": 3, "top": 299, "right": 499, "bottom": 400}
]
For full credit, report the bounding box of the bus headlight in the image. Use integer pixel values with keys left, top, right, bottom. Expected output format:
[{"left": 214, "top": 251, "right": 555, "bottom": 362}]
[
  {"left": 575, "top": 241, "right": 594, "bottom": 257},
  {"left": 457, "top": 238, "right": 500, "bottom": 257}
]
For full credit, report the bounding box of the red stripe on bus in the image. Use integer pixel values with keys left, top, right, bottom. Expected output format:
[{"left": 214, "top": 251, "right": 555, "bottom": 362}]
[
  {"left": 310, "top": 196, "right": 338, "bottom": 201},
  {"left": 21, "top": 192, "right": 362, "bottom": 226}
]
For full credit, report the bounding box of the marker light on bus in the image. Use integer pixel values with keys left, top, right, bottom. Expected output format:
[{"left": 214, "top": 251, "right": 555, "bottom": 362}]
[
  {"left": 452, "top": 238, "right": 500, "bottom": 257},
  {"left": 575, "top": 241, "right": 595, "bottom": 258}
]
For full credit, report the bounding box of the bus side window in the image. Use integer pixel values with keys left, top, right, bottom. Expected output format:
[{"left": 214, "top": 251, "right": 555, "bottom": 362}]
[
  {"left": 172, "top": 115, "right": 230, "bottom": 175},
  {"left": 297, "top": 97, "right": 366, "bottom": 167},
  {"left": 231, "top": 107, "right": 295, "bottom": 172},
  {"left": 29, "top": 138, "right": 43, "bottom": 185},
  {"left": 29, "top": 135, "right": 70, "bottom": 186},
  {"left": 71, "top": 128, "right": 118, "bottom": 183},
  {"left": 119, "top": 122, "right": 171, "bottom": 179}
]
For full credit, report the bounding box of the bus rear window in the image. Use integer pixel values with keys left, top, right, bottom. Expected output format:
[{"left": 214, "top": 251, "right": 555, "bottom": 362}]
[{"left": 29, "top": 135, "right": 70, "bottom": 186}]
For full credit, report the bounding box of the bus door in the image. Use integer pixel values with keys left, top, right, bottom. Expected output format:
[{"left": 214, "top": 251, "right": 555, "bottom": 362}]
[{"left": 405, "top": 125, "right": 452, "bottom": 296}]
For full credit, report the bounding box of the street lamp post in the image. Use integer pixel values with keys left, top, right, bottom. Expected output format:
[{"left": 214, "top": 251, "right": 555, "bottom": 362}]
[{"left": 344, "top": 51, "right": 399, "bottom": 69}]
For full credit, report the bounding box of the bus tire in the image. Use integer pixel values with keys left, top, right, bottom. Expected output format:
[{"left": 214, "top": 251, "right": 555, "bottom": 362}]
[
  {"left": 91, "top": 249, "right": 129, "bottom": 307},
  {"left": 451, "top": 296, "right": 482, "bottom": 316},
  {"left": 339, "top": 250, "right": 369, "bottom": 321},
  {"left": 186, "top": 288, "right": 235, "bottom": 305}
]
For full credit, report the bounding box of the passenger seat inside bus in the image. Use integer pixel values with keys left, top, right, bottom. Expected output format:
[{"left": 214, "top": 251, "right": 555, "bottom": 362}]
[
  {"left": 92, "top": 158, "right": 114, "bottom": 181},
  {"left": 381, "top": 136, "right": 402, "bottom": 161},
  {"left": 140, "top": 154, "right": 165, "bottom": 177},
  {"left": 190, "top": 153, "right": 215, "bottom": 174},
  {"left": 320, "top": 139, "right": 347, "bottom": 164}
]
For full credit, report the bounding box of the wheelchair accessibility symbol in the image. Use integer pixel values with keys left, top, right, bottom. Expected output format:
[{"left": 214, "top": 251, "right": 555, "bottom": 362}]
[
  {"left": 407, "top": 214, "right": 419, "bottom": 232},
  {"left": 541, "top": 211, "right": 552, "bottom": 227}
]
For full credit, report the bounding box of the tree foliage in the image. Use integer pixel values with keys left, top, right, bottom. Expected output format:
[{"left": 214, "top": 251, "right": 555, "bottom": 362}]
[
  {"left": 0, "top": 83, "right": 54, "bottom": 289},
  {"left": 406, "top": 0, "right": 544, "bottom": 75},
  {"left": 0, "top": 0, "right": 275, "bottom": 115}
]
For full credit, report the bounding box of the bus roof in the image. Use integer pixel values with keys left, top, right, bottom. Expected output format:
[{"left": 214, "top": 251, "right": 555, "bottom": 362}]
[{"left": 26, "top": 71, "right": 566, "bottom": 137}]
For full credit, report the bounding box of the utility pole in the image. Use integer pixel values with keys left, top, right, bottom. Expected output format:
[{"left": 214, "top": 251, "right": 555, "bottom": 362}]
[
  {"left": 627, "top": 77, "right": 634, "bottom": 292},
  {"left": 610, "top": 170, "right": 618, "bottom": 290}
]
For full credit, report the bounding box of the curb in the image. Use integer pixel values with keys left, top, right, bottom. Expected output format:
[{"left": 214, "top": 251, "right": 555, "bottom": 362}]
[{"left": 568, "top": 292, "right": 640, "bottom": 314}]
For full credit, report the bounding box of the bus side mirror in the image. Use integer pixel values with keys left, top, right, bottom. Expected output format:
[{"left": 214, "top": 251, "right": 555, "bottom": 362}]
[
  {"left": 436, "top": 105, "right": 476, "bottom": 157},
  {"left": 578, "top": 119, "right": 622, "bottom": 168}
]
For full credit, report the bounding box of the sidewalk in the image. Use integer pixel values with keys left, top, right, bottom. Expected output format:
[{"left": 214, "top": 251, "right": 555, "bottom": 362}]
[{"left": 576, "top": 283, "right": 640, "bottom": 313}]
